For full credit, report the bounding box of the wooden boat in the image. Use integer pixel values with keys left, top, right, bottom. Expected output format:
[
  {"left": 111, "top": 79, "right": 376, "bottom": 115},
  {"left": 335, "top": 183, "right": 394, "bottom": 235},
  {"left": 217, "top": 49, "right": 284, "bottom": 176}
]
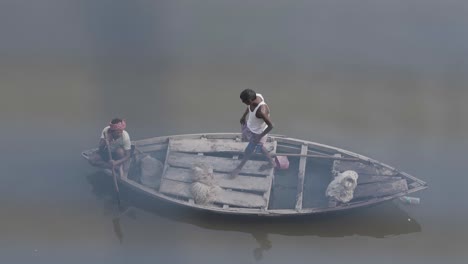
[{"left": 81, "top": 133, "right": 427, "bottom": 216}]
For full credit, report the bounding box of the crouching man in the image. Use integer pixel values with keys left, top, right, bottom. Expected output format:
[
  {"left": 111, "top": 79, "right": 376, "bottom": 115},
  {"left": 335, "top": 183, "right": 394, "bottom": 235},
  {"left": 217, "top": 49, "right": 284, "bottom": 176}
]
[{"left": 88, "top": 118, "right": 132, "bottom": 169}]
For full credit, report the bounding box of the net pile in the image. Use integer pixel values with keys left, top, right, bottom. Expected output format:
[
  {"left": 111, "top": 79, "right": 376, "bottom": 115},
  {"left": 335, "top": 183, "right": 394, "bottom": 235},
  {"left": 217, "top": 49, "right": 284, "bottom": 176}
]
[
  {"left": 190, "top": 162, "right": 221, "bottom": 205},
  {"left": 326, "top": 170, "right": 359, "bottom": 203}
]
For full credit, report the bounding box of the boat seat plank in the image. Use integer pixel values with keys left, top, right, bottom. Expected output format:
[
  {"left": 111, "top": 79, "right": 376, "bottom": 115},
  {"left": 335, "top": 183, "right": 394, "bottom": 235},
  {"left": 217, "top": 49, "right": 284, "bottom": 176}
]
[
  {"left": 169, "top": 138, "right": 275, "bottom": 153},
  {"left": 164, "top": 167, "right": 271, "bottom": 192},
  {"left": 159, "top": 179, "right": 267, "bottom": 208},
  {"left": 353, "top": 179, "right": 408, "bottom": 199},
  {"left": 295, "top": 144, "right": 308, "bottom": 210},
  {"left": 357, "top": 175, "right": 402, "bottom": 184},
  {"left": 137, "top": 144, "right": 167, "bottom": 153},
  {"left": 333, "top": 160, "right": 398, "bottom": 176},
  {"left": 275, "top": 138, "right": 336, "bottom": 155},
  {"left": 167, "top": 152, "right": 271, "bottom": 176}
]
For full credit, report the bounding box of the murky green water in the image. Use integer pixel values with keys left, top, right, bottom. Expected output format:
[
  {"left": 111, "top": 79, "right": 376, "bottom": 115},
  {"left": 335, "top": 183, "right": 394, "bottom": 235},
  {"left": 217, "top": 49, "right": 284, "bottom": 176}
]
[{"left": 1, "top": 1, "right": 467, "bottom": 263}]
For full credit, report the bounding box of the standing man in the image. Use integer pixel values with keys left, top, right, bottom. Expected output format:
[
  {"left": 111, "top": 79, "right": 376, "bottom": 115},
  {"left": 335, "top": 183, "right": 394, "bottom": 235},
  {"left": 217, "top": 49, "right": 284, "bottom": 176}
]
[
  {"left": 231, "top": 89, "right": 276, "bottom": 178},
  {"left": 88, "top": 118, "right": 132, "bottom": 169}
]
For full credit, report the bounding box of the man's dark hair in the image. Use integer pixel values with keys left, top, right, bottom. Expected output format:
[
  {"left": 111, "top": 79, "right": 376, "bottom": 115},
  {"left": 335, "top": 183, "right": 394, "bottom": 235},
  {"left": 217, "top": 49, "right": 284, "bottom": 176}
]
[
  {"left": 240, "top": 89, "right": 256, "bottom": 102},
  {"left": 110, "top": 118, "right": 123, "bottom": 124}
]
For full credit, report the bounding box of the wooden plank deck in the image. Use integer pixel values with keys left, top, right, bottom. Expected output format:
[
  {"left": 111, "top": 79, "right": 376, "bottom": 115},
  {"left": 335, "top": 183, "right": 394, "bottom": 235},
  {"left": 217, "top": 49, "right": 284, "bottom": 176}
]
[
  {"left": 164, "top": 167, "right": 271, "bottom": 192},
  {"left": 157, "top": 137, "right": 278, "bottom": 209},
  {"left": 167, "top": 152, "right": 272, "bottom": 176},
  {"left": 357, "top": 175, "right": 402, "bottom": 184},
  {"left": 354, "top": 179, "right": 408, "bottom": 199},
  {"left": 295, "top": 144, "right": 308, "bottom": 210},
  {"left": 333, "top": 160, "right": 397, "bottom": 176},
  {"left": 261, "top": 141, "right": 277, "bottom": 209},
  {"left": 159, "top": 179, "right": 267, "bottom": 208},
  {"left": 136, "top": 144, "right": 167, "bottom": 153},
  {"left": 170, "top": 138, "right": 276, "bottom": 153}
]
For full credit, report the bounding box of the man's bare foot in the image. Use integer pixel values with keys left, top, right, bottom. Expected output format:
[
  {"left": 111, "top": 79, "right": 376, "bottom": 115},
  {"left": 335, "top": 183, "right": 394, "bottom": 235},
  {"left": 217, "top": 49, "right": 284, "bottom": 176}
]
[{"left": 230, "top": 168, "right": 241, "bottom": 179}]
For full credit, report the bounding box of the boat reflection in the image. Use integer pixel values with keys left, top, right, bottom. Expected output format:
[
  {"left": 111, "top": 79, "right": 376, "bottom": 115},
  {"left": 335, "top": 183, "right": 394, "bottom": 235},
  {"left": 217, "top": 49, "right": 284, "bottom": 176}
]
[{"left": 87, "top": 172, "right": 421, "bottom": 260}]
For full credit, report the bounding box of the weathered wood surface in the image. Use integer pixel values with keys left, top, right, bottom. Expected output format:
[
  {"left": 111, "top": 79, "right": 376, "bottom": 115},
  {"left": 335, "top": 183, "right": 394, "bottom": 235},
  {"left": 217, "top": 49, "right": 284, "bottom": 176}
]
[
  {"left": 357, "top": 175, "right": 402, "bottom": 184},
  {"left": 275, "top": 138, "right": 337, "bottom": 155},
  {"left": 170, "top": 138, "right": 275, "bottom": 153},
  {"left": 134, "top": 133, "right": 286, "bottom": 146},
  {"left": 133, "top": 137, "right": 168, "bottom": 146},
  {"left": 134, "top": 133, "right": 241, "bottom": 146},
  {"left": 295, "top": 144, "right": 308, "bottom": 210},
  {"left": 83, "top": 133, "right": 427, "bottom": 216},
  {"left": 260, "top": 141, "right": 278, "bottom": 209},
  {"left": 136, "top": 144, "right": 167, "bottom": 153},
  {"left": 159, "top": 179, "right": 266, "bottom": 208},
  {"left": 333, "top": 160, "right": 397, "bottom": 176},
  {"left": 276, "top": 143, "right": 333, "bottom": 156},
  {"left": 164, "top": 167, "right": 271, "bottom": 192},
  {"left": 275, "top": 152, "right": 359, "bottom": 162},
  {"left": 167, "top": 152, "right": 271, "bottom": 176},
  {"left": 353, "top": 179, "right": 408, "bottom": 199}
]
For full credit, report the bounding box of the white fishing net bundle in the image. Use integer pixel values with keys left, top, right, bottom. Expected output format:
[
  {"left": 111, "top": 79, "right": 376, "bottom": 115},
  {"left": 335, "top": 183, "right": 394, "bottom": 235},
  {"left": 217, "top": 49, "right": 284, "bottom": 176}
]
[
  {"left": 326, "top": 170, "right": 359, "bottom": 203},
  {"left": 190, "top": 163, "right": 221, "bottom": 205},
  {"left": 140, "top": 155, "right": 163, "bottom": 188}
]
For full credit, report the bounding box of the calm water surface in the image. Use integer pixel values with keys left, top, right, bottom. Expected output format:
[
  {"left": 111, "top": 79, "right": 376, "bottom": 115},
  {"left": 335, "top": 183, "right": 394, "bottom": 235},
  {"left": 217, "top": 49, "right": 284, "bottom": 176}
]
[{"left": 1, "top": 1, "right": 467, "bottom": 264}]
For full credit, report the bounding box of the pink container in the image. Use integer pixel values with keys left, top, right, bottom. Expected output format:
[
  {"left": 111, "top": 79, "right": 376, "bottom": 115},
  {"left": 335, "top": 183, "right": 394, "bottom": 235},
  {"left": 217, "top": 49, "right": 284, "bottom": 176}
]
[{"left": 275, "top": 156, "right": 290, "bottom": 170}]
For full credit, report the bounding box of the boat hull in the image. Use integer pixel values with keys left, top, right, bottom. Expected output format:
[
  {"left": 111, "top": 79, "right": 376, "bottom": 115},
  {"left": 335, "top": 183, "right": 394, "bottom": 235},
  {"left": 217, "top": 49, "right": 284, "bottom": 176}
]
[{"left": 82, "top": 133, "right": 428, "bottom": 217}]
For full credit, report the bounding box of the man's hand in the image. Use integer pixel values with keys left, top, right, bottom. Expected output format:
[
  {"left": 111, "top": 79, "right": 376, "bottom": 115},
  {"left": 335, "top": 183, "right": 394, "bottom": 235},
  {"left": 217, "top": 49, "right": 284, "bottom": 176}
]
[
  {"left": 108, "top": 160, "right": 117, "bottom": 167},
  {"left": 240, "top": 116, "right": 246, "bottom": 125}
]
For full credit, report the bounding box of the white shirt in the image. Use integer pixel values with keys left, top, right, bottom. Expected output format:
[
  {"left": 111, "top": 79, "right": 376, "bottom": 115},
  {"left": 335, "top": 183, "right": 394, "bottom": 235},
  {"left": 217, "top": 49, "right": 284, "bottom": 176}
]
[
  {"left": 246, "top": 93, "right": 268, "bottom": 134},
  {"left": 101, "top": 126, "right": 131, "bottom": 151}
]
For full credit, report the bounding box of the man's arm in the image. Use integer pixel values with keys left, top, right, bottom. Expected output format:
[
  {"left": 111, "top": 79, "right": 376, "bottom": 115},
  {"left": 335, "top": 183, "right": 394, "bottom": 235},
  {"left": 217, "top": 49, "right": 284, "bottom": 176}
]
[
  {"left": 112, "top": 150, "right": 131, "bottom": 167},
  {"left": 255, "top": 105, "right": 274, "bottom": 140},
  {"left": 98, "top": 138, "right": 106, "bottom": 151},
  {"left": 98, "top": 128, "right": 108, "bottom": 151},
  {"left": 240, "top": 107, "right": 249, "bottom": 125},
  {"left": 113, "top": 132, "right": 132, "bottom": 166},
  {"left": 107, "top": 131, "right": 132, "bottom": 167}
]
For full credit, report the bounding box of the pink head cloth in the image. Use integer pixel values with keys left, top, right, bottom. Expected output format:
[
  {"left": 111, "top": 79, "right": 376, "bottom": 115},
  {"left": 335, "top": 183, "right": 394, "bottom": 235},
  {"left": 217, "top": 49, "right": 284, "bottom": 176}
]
[{"left": 109, "top": 120, "right": 126, "bottom": 131}]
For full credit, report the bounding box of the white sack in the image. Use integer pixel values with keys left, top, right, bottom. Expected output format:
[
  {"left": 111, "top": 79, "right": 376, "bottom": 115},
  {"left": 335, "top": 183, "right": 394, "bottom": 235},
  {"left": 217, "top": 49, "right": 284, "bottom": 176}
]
[
  {"left": 326, "top": 170, "right": 359, "bottom": 203},
  {"left": 190, "top": 163, "right": 220, "bottom": 205}
]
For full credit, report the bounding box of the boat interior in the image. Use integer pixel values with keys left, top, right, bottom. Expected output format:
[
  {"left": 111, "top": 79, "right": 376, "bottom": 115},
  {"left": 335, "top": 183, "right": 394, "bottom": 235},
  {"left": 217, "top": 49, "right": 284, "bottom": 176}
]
[{"left": 115, "top": 134, "right": 427, "bottom": 213}]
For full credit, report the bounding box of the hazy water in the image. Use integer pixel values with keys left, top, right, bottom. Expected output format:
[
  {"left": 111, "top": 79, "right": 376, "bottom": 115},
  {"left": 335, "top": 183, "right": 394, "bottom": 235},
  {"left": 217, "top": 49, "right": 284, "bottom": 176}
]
[{"left": 1, "top": 1, "right": 467, "bottom": 264}]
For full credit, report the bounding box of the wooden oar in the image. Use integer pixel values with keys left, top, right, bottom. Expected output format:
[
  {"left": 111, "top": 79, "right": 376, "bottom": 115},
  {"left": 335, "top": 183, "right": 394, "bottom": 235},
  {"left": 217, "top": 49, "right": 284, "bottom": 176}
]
[
  {"left": 272, "top": 153, "right": 361, "bottom": 162},
  {"left": 104, "top": 132, "right": 121, "bottom": 207},
  {"left": 112, "top": 206, "right": 134, "bottom": 244}
]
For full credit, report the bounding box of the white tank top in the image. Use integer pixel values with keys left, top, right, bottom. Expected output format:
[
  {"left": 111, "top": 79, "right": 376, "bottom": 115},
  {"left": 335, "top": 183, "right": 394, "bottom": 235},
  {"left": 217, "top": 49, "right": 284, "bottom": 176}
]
[{"left": 247, "top": 93, "right": 268, "bottom": 134}]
